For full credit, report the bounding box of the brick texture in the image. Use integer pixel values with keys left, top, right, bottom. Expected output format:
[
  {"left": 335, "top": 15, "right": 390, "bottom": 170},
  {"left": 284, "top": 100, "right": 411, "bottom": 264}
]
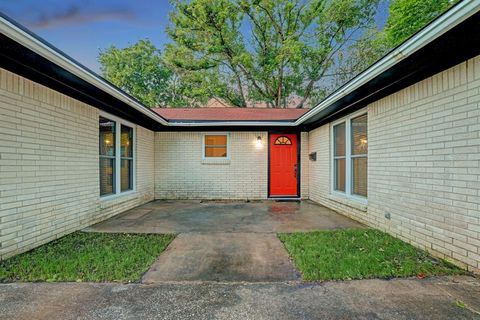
[
  {"left": 0, "top": 68, "right": 154, "bottom": 259},
  {"left": 308, "top": 55, "right": 480, "bottom": 273},
  {"left": 154, "top": 132, "right": 309, "bottom": 200},
  {"left": 154, "top": 132, "right": 269, "bottom": 199}
]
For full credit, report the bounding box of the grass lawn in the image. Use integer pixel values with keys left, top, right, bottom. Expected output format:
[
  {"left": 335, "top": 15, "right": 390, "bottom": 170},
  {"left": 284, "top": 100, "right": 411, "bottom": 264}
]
[
  {"left": 0, "top": 232, "right": 175, "bottom": 283},
  {"left": 278, "top": 229, "right": 464, "bottom": 281}
]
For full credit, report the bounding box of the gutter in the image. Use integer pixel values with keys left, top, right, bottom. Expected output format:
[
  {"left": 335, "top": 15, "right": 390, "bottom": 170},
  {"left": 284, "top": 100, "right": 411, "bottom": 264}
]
[
  {"left": 294, "top": 0, "right": 480, "bottom": 126},
  {"left": 163, "top": 120, "right": 296, "bottom": 127}
]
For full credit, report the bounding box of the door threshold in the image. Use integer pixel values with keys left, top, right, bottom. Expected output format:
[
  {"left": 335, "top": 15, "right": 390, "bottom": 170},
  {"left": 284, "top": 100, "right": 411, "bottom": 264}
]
[{"left": 268, "top": 197, "right": 301, "bottom": 202}]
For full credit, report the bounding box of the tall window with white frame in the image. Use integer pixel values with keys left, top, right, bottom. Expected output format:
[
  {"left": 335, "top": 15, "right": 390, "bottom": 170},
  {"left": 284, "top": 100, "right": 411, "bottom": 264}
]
[
  {"left": 120, "top": 125, "right": 133, "bottom": 192},
  {"left": 99, "top": 117, "right": 116, "bottom": 196},
  {"left": 351, "top": 114, "right": 368, "bottom": 197},
  {"left": 99, "top": 116, "right": 135, "bottom": 197},
  {"left": 333, "top": 122, "right": 346, "bottom": 192},
  {"left": 332, "top": 112, "right": 368, "bottom": 200}
]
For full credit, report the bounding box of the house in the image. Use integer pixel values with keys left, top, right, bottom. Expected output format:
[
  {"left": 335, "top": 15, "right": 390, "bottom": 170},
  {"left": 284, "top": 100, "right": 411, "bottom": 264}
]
[{"left": 0, "top": 0, "right": 479, "bottom": 273}]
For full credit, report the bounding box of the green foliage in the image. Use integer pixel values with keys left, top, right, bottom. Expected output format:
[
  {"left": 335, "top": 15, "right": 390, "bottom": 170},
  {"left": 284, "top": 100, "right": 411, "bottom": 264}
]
[
  {"left": 166, "top": 0, "right": 381, "bottom": 108},
  {"left": 384, "top": 0, "right": 454, "bottom": 47},
  {"left": 339, "top": 0, "right": 456, "bottom": 84},
  {"left": 0, "top": 232, "right": 175, "bottom": 282},
  {"left": 97, "top": 0, "right": 456, "bottom": 108},
  {"left": 99, "top": 40, "right": 173, "bottom": 107},
  {"left": 279, "top": 229, "right": 464, "bottom": 281}
]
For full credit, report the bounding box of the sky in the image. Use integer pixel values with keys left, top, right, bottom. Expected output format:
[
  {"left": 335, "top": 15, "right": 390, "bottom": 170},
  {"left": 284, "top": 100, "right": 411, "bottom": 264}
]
[{"left": 0, "top": 0, "right": 389, "bottom": 74}]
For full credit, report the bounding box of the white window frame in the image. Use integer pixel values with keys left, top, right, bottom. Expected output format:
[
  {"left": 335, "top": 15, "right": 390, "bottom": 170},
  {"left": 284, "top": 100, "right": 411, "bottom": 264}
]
[
  {"left": 99, "top": 111, "right": 136, "bottom": 200},
  {"left": 330, "top": 109, "right": 367, "bottom": 204},
  {"left": 202, "top": 133, "right": 230, "bottom": 160}
]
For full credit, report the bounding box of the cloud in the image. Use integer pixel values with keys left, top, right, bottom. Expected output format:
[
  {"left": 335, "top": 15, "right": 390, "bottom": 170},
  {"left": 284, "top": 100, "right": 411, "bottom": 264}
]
[{"left": 27, "top": 5, "right": 136, "bottom": 29}]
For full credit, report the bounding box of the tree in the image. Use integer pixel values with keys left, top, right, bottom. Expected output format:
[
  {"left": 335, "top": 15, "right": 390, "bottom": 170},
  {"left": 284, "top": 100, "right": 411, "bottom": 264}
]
[
  {"left": 99, "top": 40, "right": 173, "bottom": 107},
  {"left": 337, "top": 0, "right": 456, "bottom": 84},
  {"left": 166, "top": 0, "right": 380, "bottom": 108},
  {"left": 384, "top": 0, "right": 454, "bottom": 47}
]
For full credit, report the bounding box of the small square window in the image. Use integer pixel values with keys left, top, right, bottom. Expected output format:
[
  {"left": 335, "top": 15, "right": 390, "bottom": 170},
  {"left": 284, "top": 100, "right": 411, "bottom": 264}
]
[{"left": 204, "top": 134, "right": 228, "bottom": 158}]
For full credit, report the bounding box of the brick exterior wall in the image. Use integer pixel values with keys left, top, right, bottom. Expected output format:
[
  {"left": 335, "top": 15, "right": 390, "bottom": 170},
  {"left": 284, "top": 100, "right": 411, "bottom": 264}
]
[
  {"left": 154, "top": 132, "right": 269, "bottom": 199},
  {"left": 300, "top": 132, "right": 309, "bottom": 199},
  {"left": 154, "top": 132, "right": 309, "bottom": 200},
  {"left": 308, "top": 55, "right": 480, "bottom": 272},
  {"left": 0, "top": 68, "right": 154, "bottom": 259}
]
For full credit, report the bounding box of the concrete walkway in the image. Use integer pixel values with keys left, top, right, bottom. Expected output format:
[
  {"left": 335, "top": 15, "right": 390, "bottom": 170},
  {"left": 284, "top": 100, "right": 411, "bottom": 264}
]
[
  {"left": 1, "top": 276, "right": 479, "bottom": 320},
  {"left": 86, "top": 200, "right": 363, "bottom": 283},
  {"left": 142, "top": 233, "right": 300, "bottom": 283}
]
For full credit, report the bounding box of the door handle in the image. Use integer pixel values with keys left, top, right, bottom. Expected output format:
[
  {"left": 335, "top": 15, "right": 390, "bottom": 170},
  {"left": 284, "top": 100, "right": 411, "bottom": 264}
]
[{"left": 294, "top": 164, "right": 298, "bottom": 178}]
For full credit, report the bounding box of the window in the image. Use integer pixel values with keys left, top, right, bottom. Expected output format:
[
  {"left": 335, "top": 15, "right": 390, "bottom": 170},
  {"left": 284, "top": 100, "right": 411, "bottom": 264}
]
[
  {"left": 332, "top": 112, "right": 368, "bottom": 200},
  {"left": 99, "top": 117, "right": 116, "bottom": 196},
  {"left": 333, "top": 122, "right": 346, "bottom": 192},
  {"left": 120, "top": 125, "right": 133, "bottom": 192},
  {"left": 274, "top": 136, "right": 292, "bottom": 145},
  {"left": 351, "top": 114, "right": 368, "bottom": 197},
  {"left": 99, "top": 114, "right": 135, "bottom": 197},
  {"left": 204, "top": 134, "right": 228, "bottom": 158}
]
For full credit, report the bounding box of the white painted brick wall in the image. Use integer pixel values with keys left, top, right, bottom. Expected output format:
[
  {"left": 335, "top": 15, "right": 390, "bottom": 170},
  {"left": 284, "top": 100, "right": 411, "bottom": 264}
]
[
  {"left": 154, "top": 132, "right": 269, "bottom": 199},
  {"left": 0, "top": 68, "right": 154, "bottom": 259},
  {"left": 308, "top": 55, "right": 480, "bottom": 273},
  {"left": 300, "top": 132, "right": 309, "bottom": 199},
  {"left": 154, "top": 132, "right": 309, "bottom": 200}
]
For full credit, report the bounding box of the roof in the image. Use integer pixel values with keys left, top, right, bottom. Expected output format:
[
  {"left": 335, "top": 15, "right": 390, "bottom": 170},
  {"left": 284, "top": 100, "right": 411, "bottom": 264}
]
[
  {"left": 153, "top": 108, "right": 309, "bottom": 121},
  {"left": 162, "top": 97, "right": 305, "bottom": 109}
]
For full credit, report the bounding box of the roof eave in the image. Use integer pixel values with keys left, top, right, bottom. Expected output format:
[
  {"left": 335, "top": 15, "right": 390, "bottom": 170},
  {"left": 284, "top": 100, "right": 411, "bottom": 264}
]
[{"left": 0, "top": 12, "right": 170, "bottom": 126}]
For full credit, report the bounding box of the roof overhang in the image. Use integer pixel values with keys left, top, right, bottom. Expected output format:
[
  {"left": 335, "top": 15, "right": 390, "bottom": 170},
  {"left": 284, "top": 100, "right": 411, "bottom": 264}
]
[
  {"left": 0, "top": 12, "right": 169, "bottom": 131},
  {"left": 1, "top": 0, "right": 479, "bottom": 131}
]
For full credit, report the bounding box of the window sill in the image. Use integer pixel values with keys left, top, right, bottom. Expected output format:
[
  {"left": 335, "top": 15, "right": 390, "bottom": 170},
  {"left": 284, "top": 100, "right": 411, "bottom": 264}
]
[
  {"left": 201, "top": 158, "right": 231, "bottom": 165},
  {"left": 327, "top": 193, "right": 368, "bottom": 212}
]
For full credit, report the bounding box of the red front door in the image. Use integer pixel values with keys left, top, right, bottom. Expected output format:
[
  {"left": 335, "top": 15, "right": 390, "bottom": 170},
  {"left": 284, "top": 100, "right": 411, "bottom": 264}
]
[{"left": 269, "top": 133, "right": 298, "bottom": 197}]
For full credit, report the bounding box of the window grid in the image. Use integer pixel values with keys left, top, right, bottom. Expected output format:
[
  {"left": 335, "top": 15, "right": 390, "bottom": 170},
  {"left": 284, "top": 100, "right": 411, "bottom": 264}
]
[
  {"left": 331, "top": 111, "right": 368, "bottom": 203},
  {"left": 99, "top": 114, "right": 135, "bottom": 198},
  {"left": 203, "top": 134, "right": 229, "bottom": 159}
]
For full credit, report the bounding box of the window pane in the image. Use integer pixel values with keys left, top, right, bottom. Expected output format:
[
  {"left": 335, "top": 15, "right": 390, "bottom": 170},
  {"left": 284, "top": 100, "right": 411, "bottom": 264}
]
[
  {"left": 100, "top": 158, "right": 115, "bottom": 196},
  {"left": 352, "top": 114, "right": 368, "bottom": 155},
  {"left": 205, "top": 147, "right": 227, "bottom": 157},
  {"left": 334, "top": 158, "right": 346, "bottom": 192},
  {"left": 121, "top": 159, "right": 133, "bottom": 192},
  {"left": 205, "top": 135, "right": 227, "bottom": 146},
  {"left": 100, "top": 117, "right": 115, "bottom": 156},
  {"left": 352, "top": 157, "right": 367, "bottom": 197},
  {"left": 333, "top": 123, "right": 345, "bottom": 157},
  {"left": 121, "top": 125, "right": 133, "bottom": 158}
]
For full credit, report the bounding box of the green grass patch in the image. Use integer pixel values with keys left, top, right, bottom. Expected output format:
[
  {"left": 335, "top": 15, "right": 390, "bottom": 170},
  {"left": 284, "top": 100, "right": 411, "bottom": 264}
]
[
  {"left": 278, "top": 229, "right": 464, "bottom": 281},
  {"left": 0, "top": 232, "right": 175, "bottom": 283}
]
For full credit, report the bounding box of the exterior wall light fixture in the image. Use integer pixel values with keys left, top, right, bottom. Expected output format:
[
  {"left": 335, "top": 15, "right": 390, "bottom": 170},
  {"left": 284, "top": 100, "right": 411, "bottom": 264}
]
[{"left": 256, "top": 136, "right": 263, "bottom": 149}]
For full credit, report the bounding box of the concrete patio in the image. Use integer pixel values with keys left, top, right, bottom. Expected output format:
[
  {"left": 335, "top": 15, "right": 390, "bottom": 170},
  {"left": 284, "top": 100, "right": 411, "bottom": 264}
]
[{"left": 86, "top": 199, "right": 363, "bottom": 234}]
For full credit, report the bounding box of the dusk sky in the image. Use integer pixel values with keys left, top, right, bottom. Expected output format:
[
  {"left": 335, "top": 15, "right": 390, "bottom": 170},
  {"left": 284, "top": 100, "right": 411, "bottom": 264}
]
[{"left": 0, "top": 0, "right": 389, "bottom": 74}]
